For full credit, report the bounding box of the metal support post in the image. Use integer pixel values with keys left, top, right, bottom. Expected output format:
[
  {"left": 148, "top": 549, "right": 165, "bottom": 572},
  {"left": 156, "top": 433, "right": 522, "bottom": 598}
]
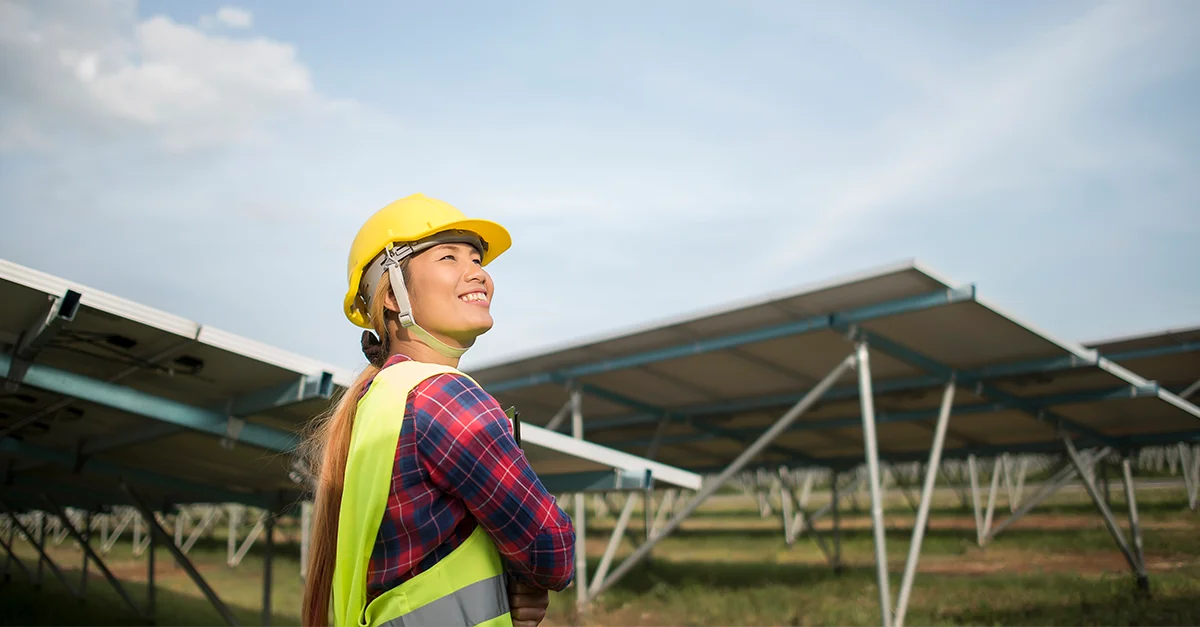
[
  {"left": 0, "top": 502, "right": 80, "bottom": 598},
  {"left": 300, "top": 501, "right": 312, "bottom": 580},
  {"left": 80, "top": 510, "right": 91, "bottom": 596},
  {"left": 649, "top": 489, "right": 675, "bottom": 539},
  {"left": 590, "top": 353, "right": 857, "bottom": 598},
  {"left": 121, "top": 482, "right": 240, "bottom": 626},
  {"left": 894, "top": 380, "right": 955, "bottom": 627},
  {"left": 1100, "top": 460, "right": 1111, "bottom": 506},
  {"left": 1009, "top": 456, "right": 1028, "bottom": 512},
  {"left": 37, "top": 510, "right": 45, "bottom": 586},
  {"left": 42, "top": 497, "right": 147, "bottom": 621},
  {"left": 855, "top": 341, "right": 892, "bottom": 627},
  {"left": 982, "top": 457, "right": 1003, "bottom": 542},
  {"left": 832, "top": 473, "right": 843, "bottom": 573},
  {"left": 263, "top": 510, "right": 276, "bottom": 626},
  {"left": 1120, "top": 456, "right": 1149, "bottom": 592},
  {"left": 968, "top": 455, "right": 984, "bottom": 546},
  {"left": 1179, "top": 443, "right": 1198, "bottom": 511},
  {"left": 643, "top": 487, "right": 652, "bottom": 548},
  {"left": 1191, "top": 444, "right": 1200, "bottom": 511},
  {"left": 778, "top": 475, "right": 797, "bottom": 545},
  {"left": 1060, "top": 436, "right": 1146, "bottom": 586},
  {"left": 570, "top": 387, "right": 588, "bottom": 611},
  {"left": 227, "top": 505, "right": 241, "bottom": 566},
  {"left": 148, "top": 508, "right": 157, "bottom": 621}
]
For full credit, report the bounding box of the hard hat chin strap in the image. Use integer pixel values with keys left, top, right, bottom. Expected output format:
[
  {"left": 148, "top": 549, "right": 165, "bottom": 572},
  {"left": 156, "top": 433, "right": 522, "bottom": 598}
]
[{"left": 385, "top": 265, "right": 469, "bottom": 360}]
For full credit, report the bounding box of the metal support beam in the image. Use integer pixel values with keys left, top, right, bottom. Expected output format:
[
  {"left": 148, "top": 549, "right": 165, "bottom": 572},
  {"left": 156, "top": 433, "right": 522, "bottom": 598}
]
[
  {"left": 581, "top": 341, "right": 1197, "bottom": 435},
  {"left": 849, "top": 330, "right": 1118, "bottom": 447},
  {"left": 121, "top": 482, "right": 240, "bottom": 626},
  {"left": 0, "top": 500, "right": 80, "bottom": 598},
  {"left": 1060, "top": 436, "right": 1147, "bottom": 589},
  {"left": 588, "top": 492, "right": 638, "bottom": 597},
  {"left": 0, "top": 353, "right": 297, "bottom": 453},
  {"left": 543, "top": 395, "right": 574, "bottom": 432},
  {"left": 1120, "top": 457, "right": 1149, "bottom": 592},
  {"left": 590, "top": 353, "right": 856, "bottom": 599},
  {"left": 894, "top": 380, "right": 955, "bottom": 627},
  {"left": 855, "top": 342, "right": 892, "bottom": 627},
  {"left": 228, "top": 372, "right": 336, "bottom": 417},
  {"left": 2, "top": 289, "right": 81, "bottom": 393},
  {"left": 485, "top": 286, "right": 974, "bottom": 394}
]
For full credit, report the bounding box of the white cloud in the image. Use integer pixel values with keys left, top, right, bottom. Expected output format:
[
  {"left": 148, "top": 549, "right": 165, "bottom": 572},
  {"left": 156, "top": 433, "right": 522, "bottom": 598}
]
[
  {"left": 0, "top": 0, "right": 342, "bottom": 154},
  {"left": 216, "top": 7, "right": 253, "bottom": 29}
]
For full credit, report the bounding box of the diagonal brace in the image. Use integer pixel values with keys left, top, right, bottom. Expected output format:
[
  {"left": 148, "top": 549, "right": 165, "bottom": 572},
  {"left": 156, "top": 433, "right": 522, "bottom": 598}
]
[
  {"left": 42, "top": 496, "right": 149, "bottom": 621},
  {"left": 0, "top": 500, "right": 81, "bottom": 598}
]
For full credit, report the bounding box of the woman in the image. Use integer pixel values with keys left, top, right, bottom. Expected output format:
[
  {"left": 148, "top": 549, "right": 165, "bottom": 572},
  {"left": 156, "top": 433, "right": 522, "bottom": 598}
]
[{"left": 300, "top": 193, "right": 576, "bottom": 627}]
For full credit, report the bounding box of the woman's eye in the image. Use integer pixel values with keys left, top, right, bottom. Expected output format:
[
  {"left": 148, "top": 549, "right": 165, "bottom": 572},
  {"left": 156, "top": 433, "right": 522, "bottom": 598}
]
[{"left": 440, "top": 255, "right": 455, "bottom": 261}]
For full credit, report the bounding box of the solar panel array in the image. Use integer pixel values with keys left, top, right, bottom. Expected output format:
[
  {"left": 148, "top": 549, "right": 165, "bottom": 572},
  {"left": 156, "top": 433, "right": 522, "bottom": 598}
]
[
  {"left": 467, "top": 261, "right": 1200, "bottom": 473},
  {"left": 0, "top": 259, "right": 700, "bottom": 515}
]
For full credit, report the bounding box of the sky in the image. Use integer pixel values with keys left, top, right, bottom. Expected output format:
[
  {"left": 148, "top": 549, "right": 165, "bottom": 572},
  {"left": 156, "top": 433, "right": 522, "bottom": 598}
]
[{"left": 1, "top": 0, "right": 1198, "bottom": 375}]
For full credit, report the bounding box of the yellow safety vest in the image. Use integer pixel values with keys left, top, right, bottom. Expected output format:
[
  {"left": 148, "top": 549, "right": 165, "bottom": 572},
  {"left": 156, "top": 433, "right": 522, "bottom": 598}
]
[{"left": 333, "top": 360, "right": 514, "bottom": 627}]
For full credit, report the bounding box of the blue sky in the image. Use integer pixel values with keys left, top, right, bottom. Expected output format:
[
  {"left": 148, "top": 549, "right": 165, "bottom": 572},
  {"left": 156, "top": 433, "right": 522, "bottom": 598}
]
[{"left": 2, "top": 0, "right": 1198, "bottom": 374}]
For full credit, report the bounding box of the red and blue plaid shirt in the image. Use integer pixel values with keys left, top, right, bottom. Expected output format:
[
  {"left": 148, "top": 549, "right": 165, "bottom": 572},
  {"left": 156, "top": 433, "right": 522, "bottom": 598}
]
[{"left": 361, "top": 354, "right": 575, "bottom": 599}]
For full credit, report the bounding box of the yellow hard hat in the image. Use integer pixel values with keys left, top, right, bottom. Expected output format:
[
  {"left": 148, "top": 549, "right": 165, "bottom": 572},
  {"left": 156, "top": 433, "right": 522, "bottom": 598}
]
[{"left": 343, "top": 193, "right": 512, "bottom": 329}]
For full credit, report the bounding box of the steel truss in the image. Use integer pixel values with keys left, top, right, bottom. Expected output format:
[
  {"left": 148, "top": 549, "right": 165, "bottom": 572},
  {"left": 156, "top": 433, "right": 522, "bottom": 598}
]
[{"left": 540, "top": 333, "right": 1199, "bottom": 627}]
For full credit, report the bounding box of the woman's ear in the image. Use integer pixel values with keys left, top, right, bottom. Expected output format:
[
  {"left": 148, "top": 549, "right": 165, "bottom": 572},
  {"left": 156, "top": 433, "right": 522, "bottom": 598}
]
[{"left": 382, "top": 286, "right": 400, "bottom": 313}]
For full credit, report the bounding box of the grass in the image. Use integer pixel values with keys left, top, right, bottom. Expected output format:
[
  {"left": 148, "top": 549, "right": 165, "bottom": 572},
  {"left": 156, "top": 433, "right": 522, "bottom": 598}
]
[{"left": 2, "top": 481, "right": 1197, "bottom": 626}]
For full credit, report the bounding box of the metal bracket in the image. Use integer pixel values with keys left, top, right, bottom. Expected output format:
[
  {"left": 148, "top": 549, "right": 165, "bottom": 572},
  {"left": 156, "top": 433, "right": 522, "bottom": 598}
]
[
  {"left": 220, "top": 417, "right": 246, "bottom": 450},
  {"left": 4, "top": 290, "right": 81, "bottom": 391}
]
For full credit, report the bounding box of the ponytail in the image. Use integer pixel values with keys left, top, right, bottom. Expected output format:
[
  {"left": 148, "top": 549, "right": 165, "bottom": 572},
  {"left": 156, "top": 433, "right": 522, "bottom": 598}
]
[{"left": 300, "top": 279, "right": 394, "bottom": 626}]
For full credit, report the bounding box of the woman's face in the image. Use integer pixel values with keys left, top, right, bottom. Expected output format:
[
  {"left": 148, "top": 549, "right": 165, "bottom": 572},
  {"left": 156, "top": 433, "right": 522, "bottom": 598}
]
[{"left": 405, "top": 242, "right": 494, "bottom": 345}]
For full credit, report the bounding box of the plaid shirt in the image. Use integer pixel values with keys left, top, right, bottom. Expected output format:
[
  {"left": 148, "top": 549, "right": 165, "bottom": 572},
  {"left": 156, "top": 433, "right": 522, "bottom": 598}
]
[{"left": 362, "top": 354, "right": 575, "bottom": 599}]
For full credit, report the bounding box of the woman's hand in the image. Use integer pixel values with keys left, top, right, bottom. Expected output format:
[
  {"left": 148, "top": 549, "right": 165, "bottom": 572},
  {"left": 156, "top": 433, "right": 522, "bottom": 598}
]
[{"left": 508, "top": 576, "right": 550, "bottom": 627}]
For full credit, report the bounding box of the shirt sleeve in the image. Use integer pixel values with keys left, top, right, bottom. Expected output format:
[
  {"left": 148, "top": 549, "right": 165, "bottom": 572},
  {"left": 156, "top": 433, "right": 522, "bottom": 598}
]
[{"left": 411, "top": 373, "right": 576, "bottom": 591}]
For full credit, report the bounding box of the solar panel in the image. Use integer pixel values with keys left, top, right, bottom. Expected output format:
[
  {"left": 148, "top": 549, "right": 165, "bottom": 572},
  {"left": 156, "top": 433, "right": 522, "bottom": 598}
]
[
  {"left": 466, "top": 260, "right": 1200, "bottom": 472},
  {"left": 0, "top": 258, "right": 701, "bottom": 514}
]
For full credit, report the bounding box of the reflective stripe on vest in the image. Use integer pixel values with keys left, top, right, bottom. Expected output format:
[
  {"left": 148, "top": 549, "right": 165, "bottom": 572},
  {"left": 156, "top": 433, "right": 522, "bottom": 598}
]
[
  {"left": 332, "top": 361, "right": 514, "bottom": 627},
  {"left": 381, "top": 574, "right": 508, "bottom": 627}
]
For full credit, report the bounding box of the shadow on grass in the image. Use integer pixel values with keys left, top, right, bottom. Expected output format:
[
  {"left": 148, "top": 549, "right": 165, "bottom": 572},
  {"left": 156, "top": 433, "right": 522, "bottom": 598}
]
[
  {"left": 600, "top": 555, "right": 875, "bottom": 592},
  {"left": 580, "top": 557, "right": 1200, "bottom": 626},
  {"left": 637, "top": 524, "right": 1200, "bottom": 553},
  {"left": 686, "top": 494, "right": 1194, "bottom": 520},
  {"left": 0, "top": 564, "right": 298, "bottom": 626},
  {"left": 941, "top": 590, "right": 1198, "bottom": 626}
]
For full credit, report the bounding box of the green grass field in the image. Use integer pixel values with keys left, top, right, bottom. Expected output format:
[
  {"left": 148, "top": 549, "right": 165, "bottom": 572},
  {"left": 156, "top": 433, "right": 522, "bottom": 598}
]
[{"left": 2, "top": 481, "right": 1197, "bottom": 626}]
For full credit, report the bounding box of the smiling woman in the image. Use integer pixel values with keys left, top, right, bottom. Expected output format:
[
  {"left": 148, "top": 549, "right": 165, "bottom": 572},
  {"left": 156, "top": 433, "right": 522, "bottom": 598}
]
[{"left": 299, "top": 194, "right": 576, "bottom": 627}]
